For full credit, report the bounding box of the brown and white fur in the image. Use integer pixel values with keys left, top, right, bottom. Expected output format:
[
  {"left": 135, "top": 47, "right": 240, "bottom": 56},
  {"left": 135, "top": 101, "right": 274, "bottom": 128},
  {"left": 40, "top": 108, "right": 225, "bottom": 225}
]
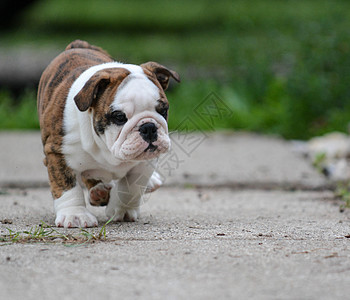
[{"left": 37, "top": 40, "right": 180, "bottom": 228}]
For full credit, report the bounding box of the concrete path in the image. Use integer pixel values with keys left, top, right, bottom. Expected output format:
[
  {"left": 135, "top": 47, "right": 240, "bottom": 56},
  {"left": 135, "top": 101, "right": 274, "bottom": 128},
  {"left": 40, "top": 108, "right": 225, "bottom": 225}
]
[
  {"left": 1, "top": 131, "right": 349, "bottom": 300},
  {"left": 0, "top": 131, "right": 328, "bottom": 189}
]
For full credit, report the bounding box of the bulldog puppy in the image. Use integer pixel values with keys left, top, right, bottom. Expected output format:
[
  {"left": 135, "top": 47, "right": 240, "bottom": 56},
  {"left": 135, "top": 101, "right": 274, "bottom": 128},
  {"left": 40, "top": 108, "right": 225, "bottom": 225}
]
[{"left": 37, "top": 40, "right": 180, "bottom": 228}]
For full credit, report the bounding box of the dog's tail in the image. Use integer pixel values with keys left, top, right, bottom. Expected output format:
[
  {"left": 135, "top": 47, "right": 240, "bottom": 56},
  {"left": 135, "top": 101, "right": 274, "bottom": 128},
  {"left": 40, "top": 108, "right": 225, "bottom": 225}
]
[{"left": 65, "top": 40, "right": 112, "bottom": 58}]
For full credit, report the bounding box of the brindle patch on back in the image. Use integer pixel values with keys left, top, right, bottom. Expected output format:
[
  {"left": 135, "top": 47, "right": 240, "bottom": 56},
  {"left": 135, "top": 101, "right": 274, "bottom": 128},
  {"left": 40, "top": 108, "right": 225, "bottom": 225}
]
[{"left": 37, "top": 42, "right": 114, "bottom": 199}]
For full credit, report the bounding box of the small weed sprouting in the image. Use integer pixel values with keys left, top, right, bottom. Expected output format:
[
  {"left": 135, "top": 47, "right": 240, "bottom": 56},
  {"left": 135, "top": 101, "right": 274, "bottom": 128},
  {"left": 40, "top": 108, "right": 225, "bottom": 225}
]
[
  {"left": 73, "top": 217, "right": 114, "bottom": 247},
  {"left": 98, "top": 216, "right": 114, "bottom": 240},
  {"left": 1, "top": 227, "right": 21, "bottom": 243},
  {"left": 0, "top": 218, "right": 114, "bottom": 246},
  {"left": 0, "top": 222, "right": 68, "bottom": 245},
  {"left": 312, "top": 152, "right": 327, "bottom": 174},
  {"left": 335, "top": 183, "right": 350, "bottom": 212}
]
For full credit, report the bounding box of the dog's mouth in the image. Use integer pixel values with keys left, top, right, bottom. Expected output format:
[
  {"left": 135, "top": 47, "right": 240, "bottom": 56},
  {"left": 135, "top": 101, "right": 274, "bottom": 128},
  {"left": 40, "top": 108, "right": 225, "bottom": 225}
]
[
  {"left": 116, "top": 131, "right": 169, "bottom": 161},
  {"left": 144, "top": 143, "right": 158, "bottom": 153}
]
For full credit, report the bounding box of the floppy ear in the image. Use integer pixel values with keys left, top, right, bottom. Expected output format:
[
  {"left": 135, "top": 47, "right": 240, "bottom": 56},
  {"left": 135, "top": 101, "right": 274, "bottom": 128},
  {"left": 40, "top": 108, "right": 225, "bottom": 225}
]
[
  {"left": 74, "top": 69, "right": 129, "bottom": 111},
  {"left": 141, "top": 61, "right": 180, "bottom": 90},
  {"left": 74, "top": 71, "right": 111, "bottom": 112}
]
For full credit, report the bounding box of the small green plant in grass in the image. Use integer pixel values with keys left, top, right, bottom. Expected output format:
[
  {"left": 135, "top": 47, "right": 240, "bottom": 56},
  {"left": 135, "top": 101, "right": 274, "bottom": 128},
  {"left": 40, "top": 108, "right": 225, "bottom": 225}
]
[
  {"left": 335, "top": 183, "right": 350, "bottom": 212},
  {"left": 0, "top": 218, "right": 114, "bottom": 245},
  {"left": 76, "top": 216, "right": 114, "bottom": 246},
  {"left": 312, "top": 152, "right": 327, "bottom": 174},
  {"left": 1, "top": 227, "right": 21, "bottom": 243},
  {"left": 1, "top": 221, "right": 69, "bottom": 244},
  {"left": 98, "top": 216, "right": 114, "bottom": 240}
]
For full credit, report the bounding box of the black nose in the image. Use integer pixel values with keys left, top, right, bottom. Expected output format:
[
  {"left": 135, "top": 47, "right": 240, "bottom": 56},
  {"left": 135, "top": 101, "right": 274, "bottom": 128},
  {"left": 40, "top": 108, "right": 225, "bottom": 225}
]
[{"left": 139, "top": 122, "right": 158, "bottom": 143}]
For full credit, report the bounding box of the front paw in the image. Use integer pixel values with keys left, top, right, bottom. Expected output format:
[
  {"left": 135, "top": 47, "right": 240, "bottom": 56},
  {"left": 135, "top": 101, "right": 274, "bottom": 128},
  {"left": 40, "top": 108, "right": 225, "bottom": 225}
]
[
  {"left": 55, "top": 207, "right": 98, "bottom": 228},
  {"left": 106, "top": 205, "right": 140, "bottom": 222}
]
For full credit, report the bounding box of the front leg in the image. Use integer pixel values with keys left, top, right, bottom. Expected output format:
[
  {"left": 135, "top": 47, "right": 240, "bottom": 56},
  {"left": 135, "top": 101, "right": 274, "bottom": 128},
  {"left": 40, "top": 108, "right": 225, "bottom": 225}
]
[
  {"left": 145, "top": 171, "right": 163, "bottom": 193},
  {"left": 54, "top": 185, "right": 97, "bottom": 228},
  {"left": 44, "top": 151, "right": 97, "bottom": 228},
  {"left": 106, "top": 162, "right": 155, "bottom": 222}
]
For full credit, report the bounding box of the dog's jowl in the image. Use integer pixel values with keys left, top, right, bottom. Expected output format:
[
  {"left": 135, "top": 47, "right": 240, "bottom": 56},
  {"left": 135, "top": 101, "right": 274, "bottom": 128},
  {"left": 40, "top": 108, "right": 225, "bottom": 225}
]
[{"left": 37, "top": 40, "right": 180, "bottom": 228}]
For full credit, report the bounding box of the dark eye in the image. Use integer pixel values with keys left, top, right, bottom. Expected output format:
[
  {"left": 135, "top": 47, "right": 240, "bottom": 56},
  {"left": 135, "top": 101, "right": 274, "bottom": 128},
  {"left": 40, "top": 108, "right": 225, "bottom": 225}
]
[
  {"left": 110, "top": 110, "right": 128, "bottom": 126},
  {"left": 158, "top": 107, "right": 168, "bottom": 120}
]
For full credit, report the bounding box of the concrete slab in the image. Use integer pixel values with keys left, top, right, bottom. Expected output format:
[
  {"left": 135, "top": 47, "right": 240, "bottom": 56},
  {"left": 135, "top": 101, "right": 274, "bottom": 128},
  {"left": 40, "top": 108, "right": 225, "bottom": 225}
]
[
  {"left": 0, "top": 131, "right": 328, "bottom": 189},
  {"left": 0, "top": 187, "right": 349, "bottom": 300},
  {"left": 160, "top": 131, "right": 328, "bottom": 189}
]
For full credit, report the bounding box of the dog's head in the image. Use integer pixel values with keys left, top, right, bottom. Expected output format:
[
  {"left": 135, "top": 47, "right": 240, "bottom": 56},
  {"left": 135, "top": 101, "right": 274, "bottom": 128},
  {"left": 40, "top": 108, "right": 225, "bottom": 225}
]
[{"left": 73, "top": 62, "right": 180, "bottom": 161}]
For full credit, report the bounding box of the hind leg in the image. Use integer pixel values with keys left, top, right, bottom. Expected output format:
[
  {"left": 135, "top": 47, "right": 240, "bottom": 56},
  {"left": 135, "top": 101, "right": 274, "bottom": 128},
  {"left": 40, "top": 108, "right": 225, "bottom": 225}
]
[{"left": 82, "top": 178, "right": 112, "bottom": 207}]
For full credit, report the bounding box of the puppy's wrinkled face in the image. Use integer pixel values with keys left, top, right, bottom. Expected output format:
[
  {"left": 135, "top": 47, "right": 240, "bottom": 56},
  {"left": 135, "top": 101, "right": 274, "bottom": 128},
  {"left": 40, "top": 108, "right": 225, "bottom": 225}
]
[
  {"left": 105, "top": 72, "right": 171, "bottom": 161},
  {"left": 74, "top": 64, "right": 179, "bottom": 162}
]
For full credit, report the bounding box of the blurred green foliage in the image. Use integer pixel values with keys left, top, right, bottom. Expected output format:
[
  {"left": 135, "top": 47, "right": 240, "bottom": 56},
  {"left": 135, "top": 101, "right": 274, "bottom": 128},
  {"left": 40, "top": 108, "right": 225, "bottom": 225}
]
[
  {"left": 0, "top": 90, "right": 39, "bottom": 129},
  {"left": 1, "top": 0, "right": 350, "bottom": 139}
]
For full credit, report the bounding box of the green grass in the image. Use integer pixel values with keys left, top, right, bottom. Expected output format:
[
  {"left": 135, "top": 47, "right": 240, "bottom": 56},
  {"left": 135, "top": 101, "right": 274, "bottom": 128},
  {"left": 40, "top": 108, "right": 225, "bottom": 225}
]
[
  {"left": 335, "top": 183, "right": 350, "bottom": 212},
  {"left": 0, "top": 90, "right": 39, "bottom": 129},
  {"left": 1, "top": 0, "right": 350, "bottom": 139},
  {"left": 0, "top": 219, "right": 114, "bottom": 245}
]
